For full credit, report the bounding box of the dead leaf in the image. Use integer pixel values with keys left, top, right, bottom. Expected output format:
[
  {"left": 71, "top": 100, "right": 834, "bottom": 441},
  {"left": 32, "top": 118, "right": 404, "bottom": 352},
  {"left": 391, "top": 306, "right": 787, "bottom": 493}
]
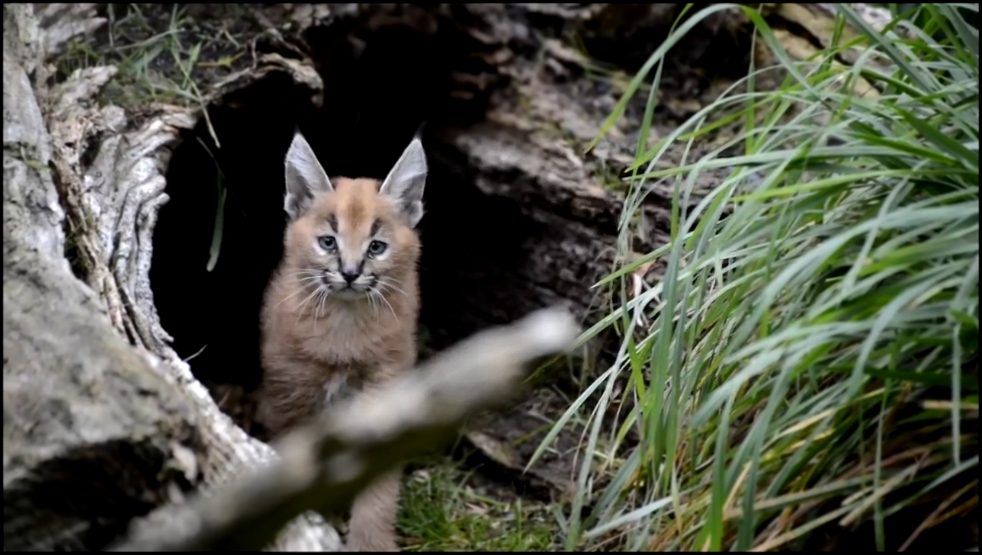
[
  {"left": 465, "top": 430, "right": 519, "bottom": 469},
  {"left": 543, "top": 38, "right": 584, "bottom": 66},
  {"left": 666, "top": 97, "right": 703, "bottom": 119}
]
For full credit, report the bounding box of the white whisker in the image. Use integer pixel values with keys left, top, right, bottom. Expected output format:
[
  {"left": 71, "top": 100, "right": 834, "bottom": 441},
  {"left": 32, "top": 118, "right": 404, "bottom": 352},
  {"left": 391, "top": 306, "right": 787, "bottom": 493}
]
[
  {"left": 294, "top": 285, "right": 322, "bottom": 327},
  {"left": 274, "top": 286, "right": 308, "bottom": 309},
  {"left": 311, "top": 286, "right": 331, "bottom": 333},
  {"left": 275, "top": 270, "right": 327, "bottom": 309},
  {"left": 378, "top": 277, "right": 408, "bottom": 298},
  {"left": 290, "top": 270, "right": 324, "bottom": 281},
  {"left": 377, "top": 288, "right": 399, "bottom": 323},
  {"left": 367, "top": 289, "right": 380, "bottom": 322},
  {"left": 316, "top": 286, "right": 331, "bottom": 322}
]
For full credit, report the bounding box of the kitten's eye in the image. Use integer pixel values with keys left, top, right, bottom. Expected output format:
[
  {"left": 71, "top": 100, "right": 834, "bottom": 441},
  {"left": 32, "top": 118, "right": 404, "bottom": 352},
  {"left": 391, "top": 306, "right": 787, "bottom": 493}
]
[
  {"left": 318, "top": 236, "right": 337, "bottom": 251},
  {"left": 368, "top": 240, "right": 387, "bottom": 256}
]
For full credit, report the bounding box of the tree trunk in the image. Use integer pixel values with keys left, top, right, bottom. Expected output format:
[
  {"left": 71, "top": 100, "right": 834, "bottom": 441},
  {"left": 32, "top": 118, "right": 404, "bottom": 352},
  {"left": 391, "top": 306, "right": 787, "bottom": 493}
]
[
  {"left": 3, "top": 3, "right": 342, "bottom": 550},
  {"left": 3, "top": 3, "right": 897, "bottom": 550}
]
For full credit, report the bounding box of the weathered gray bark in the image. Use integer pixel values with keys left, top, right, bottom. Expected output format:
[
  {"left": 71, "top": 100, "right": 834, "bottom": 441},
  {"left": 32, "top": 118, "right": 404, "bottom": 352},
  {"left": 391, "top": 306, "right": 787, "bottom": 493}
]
[
  {"left": 3, "top": 3, "right": 343, "bottom": 551},
  {"left": 3, "top": 5, "right": 198, "bottom": 551}
]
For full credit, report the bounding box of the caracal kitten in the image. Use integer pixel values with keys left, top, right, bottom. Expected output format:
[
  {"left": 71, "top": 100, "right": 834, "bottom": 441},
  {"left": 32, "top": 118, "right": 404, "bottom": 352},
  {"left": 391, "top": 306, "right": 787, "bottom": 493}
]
[{"left": 257, "top": 131, "right": 426, "bottom": 551}]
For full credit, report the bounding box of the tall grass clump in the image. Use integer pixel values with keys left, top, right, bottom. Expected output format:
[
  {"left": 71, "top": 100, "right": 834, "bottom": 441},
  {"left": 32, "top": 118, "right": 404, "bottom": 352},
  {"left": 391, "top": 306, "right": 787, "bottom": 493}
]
[{"left": 534, "top": 3, "right": 979, "bottom": 551}]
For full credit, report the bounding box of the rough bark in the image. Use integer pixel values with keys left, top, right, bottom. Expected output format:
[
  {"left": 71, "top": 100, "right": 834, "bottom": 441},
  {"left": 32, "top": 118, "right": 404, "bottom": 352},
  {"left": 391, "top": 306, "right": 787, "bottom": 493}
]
[
  {"left": 3, "top": 5, "right": 195, "bottom": 550},
  {"left": 3, "top": 3, "right": 342, "bottom": 551}
]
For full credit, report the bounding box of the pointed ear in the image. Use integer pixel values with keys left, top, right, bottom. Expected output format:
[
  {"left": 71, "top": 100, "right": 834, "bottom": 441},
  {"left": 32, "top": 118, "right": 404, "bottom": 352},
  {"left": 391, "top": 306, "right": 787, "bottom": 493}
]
[
  {"left": 379, "top": 138, "right": 427, "bottom": 227},
  {"left": 284, "top": 132, "right": 333, "bottom": 220}
]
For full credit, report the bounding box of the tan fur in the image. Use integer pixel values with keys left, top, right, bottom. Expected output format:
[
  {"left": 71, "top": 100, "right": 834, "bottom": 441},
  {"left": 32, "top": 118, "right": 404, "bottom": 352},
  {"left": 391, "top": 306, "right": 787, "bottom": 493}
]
[{"left": 258, "top": 176, "right": 421, "bottom": 552}]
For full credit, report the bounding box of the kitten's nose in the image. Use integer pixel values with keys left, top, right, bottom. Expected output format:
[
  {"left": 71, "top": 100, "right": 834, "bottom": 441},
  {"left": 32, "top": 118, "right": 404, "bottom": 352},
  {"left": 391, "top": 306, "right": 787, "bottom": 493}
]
[{"left": 341, "top": 268, "right": 360, "bottom": 284}]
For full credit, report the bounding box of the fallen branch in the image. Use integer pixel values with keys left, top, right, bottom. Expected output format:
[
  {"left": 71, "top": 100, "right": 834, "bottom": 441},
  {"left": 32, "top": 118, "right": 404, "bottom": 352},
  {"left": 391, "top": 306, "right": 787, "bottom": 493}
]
[{"left": 113, "top": 307, "right": 580, "bottom": 551}]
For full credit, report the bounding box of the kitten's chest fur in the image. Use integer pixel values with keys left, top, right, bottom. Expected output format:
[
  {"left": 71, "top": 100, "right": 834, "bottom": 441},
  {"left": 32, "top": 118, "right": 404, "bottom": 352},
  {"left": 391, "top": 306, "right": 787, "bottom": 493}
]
[{"left": 258, "top": 271, "right": 418, "bottom": 435}]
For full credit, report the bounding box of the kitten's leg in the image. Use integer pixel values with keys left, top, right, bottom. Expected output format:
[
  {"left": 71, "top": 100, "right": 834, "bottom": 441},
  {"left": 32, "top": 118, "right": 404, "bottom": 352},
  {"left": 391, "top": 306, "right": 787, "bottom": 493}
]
[
  {"left": 256, "top": 360, "right": 323, "bottom": 439},
  {"left": 346, "top": 468, "right": 402, "bottom": 552}
]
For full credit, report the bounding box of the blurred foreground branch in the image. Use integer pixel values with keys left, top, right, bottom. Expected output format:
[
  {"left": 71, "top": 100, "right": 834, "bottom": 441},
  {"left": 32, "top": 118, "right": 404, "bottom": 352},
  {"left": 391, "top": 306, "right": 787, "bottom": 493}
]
[{"left": 114, "top": 308, "right": 579, "bottom": 551}]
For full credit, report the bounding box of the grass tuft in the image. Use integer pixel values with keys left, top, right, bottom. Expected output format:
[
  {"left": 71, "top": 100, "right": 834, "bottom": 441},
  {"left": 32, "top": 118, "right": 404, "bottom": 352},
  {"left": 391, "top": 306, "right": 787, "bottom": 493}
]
[
  {"left": 538, "top": 3, "right": 979, "bottom": 551},
  {"left": 398, "top": 462, "right": 559, "bottom": 552}
]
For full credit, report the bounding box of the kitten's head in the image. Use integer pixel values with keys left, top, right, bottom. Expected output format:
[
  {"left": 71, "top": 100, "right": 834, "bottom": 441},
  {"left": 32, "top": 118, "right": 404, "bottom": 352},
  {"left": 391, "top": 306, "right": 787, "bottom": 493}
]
[{"left": 280, "top": 132, "right": 425, "bottom": 302}]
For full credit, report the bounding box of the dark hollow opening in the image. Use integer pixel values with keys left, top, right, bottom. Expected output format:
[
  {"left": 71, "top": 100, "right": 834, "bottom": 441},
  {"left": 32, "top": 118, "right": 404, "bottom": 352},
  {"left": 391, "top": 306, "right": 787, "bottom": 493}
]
[{"left": 149, "top": 14, "right": 548, "bottom": 431}]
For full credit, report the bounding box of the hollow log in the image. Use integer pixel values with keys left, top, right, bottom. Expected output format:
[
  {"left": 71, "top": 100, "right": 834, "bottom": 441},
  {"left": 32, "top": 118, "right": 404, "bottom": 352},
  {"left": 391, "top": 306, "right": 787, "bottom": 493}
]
[{"left": 3, "top": 3, "right": 343, "bottom": 550}]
